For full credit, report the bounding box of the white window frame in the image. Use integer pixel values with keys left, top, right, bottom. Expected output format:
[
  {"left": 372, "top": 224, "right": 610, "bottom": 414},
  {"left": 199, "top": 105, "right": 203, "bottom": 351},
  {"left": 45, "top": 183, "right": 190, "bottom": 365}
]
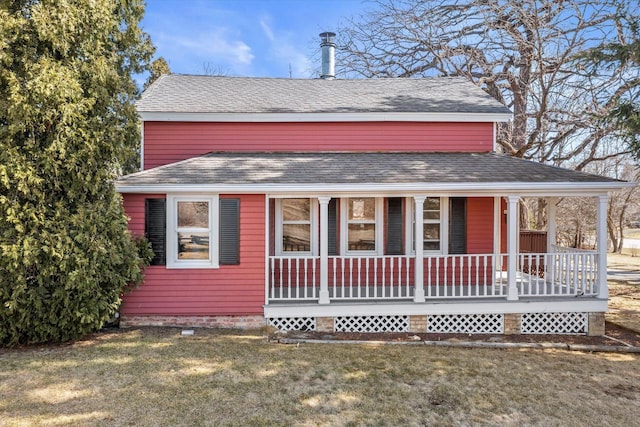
[
  {"left": 341, "top": 197, "right": 384, "bottom": 256},
  {"left": 405, "top": 196, "right": 448, "bottom": 256},
  {"left": 275, "top": 198, "right": 318, "bottom": 256},
  {"left": 166, "top": 194, "right": 219, "bottom": 269}
]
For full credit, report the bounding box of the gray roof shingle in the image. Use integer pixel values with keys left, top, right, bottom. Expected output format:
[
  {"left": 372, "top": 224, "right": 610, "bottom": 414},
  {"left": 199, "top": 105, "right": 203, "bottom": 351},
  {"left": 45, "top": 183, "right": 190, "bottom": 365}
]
[
  {"left": 137, "top": 75, "right": 512, "bottom": 115},
  {"left": 116, "top": 152, "right": 621, "bottom": 187}
]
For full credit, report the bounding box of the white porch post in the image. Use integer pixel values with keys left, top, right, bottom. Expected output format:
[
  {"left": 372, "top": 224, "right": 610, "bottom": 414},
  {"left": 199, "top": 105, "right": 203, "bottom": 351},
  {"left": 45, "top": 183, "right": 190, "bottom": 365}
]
[
  {"left": 597, "top": 194, "right": 609, "bottom": 300},
  {"left": 318, "top": 196, "right": 331, "bottom": 304},
  {"left": 493, "top": 196, "right": 502, "bottom": 271},
  {"left": 507, "top": 195, "right": 520, "bottom": 300},
  {"left": 264, "top": 195, "right": 270, "bottom": 306},
  {"left": 546, "top": 197, "right": 558, "bottom": 252},
  {"left": 414, "top": 195, "right": 426, "bottom": 302}
]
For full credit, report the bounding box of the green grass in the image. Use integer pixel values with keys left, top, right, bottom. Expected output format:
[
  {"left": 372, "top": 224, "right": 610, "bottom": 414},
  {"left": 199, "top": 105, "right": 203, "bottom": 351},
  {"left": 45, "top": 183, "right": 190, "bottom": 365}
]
[{"left": 1, "top": 328, "right": 639, "bottom": 426}]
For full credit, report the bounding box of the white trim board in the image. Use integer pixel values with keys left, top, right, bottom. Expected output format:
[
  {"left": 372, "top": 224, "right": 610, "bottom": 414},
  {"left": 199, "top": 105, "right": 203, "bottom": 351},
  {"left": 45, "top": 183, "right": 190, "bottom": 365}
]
[
  {"left": 115, "top": 181, "right": 631, "bottom": 196},
  {"left": 263, "top": 298, "right": 607, "bottom": 318},
  {"left": 139, "top": 111, "right": 513, "bottom": 123}
]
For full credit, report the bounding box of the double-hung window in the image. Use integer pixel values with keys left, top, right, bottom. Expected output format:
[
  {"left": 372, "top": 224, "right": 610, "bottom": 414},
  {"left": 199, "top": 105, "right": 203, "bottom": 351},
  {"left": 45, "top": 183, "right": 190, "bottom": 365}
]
[
  {"left": 277, "top": 198, "right": 315, "bottom": 255},
  {"left": 343, "top": 197, "right": 383, "bottom": 254},
  {"left": 423, "top": 197, "right": 442, "bottom": 251},
  {"left": 407, "top": 196, "right": 448, "bottom": 255},
  {"left": 167, "top": 195, "right": 219, "bottom": 268}
]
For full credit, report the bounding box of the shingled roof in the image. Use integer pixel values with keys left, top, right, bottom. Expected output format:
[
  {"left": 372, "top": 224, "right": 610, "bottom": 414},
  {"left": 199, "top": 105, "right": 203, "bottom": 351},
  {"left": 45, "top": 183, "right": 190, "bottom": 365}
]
[
  {"left": 137, "top": 75, "right": 512, "bottom": 115},
  {"left": 116, "top": 152, "right": 624, "bottom": 192}
]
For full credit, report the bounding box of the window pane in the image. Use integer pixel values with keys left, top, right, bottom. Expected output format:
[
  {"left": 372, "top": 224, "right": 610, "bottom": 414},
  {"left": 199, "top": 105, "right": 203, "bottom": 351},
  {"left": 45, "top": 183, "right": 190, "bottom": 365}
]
[
  {"left": 423, "top": 223, "right": 440, "bottom": 251},
  {"left": 348, "top": 224, "right": 376, "bottom": 250},
  {"left": 178, "top": 202, "right": 209, "bottom": 228},
  {"left": 424, "top": 241, "right": 440, "bottom": 251},
  {"left": 424, "top": 197, "right": 440, "bottom": 211},
  {"left": 349, "top": 198, "right": 375, "bottom": 221},
  {"left": 424, "top": 223, "right": 440, "bottom": 240},
  {"left": 283, "top": 224, "right": 311, "bottom": 252},
  {"left": 178, "top": 232, "right": 210, "bottom": 259},
  {"left": 282, "top": 198, "right": 310, "bottom": 221},
  {"left": 423, "top": 198, "right": 440, "bottom": 220}
]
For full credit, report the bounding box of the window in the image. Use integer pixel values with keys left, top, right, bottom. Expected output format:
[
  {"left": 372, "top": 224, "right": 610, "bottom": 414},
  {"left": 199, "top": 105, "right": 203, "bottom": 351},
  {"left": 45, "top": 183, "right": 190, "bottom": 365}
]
[
  {"left": 423, "top": 197, "right": 441, "bottom": 251},
  {"left": 145, "top": 195, "right": 239, "bottom": 268},
  {"left": 276, "top": 198, "right": 316, "bottom": 255},
  {"left": 167, "top": 195, "right": 219, "bottom": 268},
  {"left": 341, "top": 197, "right": 383, "bottom": 254},
  {"left": 407, "top": 196, "right": 448, "bottom": 255}
]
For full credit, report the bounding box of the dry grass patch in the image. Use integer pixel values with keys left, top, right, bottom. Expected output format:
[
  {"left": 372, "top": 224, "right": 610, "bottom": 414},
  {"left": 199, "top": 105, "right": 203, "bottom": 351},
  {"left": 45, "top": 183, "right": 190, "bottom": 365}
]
[
  {"left": 607, "top": 253, "right": 640, "bottom": 332},
  {"left": 608, "top": 283, "right": 640, "bottom": 332},
  {"left": 1, "top": 327, "right": 639, "bottom": 426}
]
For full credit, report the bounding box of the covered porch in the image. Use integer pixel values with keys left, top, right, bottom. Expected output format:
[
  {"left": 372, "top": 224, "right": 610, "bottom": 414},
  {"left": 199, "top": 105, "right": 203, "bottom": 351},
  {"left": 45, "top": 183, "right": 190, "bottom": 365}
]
[{"left": 265, "top": 194, "right": 608, "bottom": 306}]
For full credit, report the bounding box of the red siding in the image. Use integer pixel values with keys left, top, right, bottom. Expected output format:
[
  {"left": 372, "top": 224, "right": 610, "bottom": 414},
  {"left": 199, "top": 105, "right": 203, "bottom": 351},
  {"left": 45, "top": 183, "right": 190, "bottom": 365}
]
[
  {"left": 143, "top": 121, "right": 494, "bottom": 169},
  {"left": 467, "top": 197, "right": 494, "bottom": 253},
  {"left": 121, "top": 193, "right": 265, "bottom": 316}
]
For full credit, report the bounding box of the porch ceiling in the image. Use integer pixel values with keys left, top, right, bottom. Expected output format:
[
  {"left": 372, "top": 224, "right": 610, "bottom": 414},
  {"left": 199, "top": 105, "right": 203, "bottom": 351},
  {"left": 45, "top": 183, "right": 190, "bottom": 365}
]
[{"left": 116, "top": 152, "right": 629, "bottom": 194}]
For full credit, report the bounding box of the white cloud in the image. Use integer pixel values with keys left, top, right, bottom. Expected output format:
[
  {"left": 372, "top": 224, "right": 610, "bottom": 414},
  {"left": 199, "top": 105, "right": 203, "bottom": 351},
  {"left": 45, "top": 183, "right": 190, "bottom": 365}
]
[
  {"left": 253, "top": 23, "right": 314, "bottom": 78},
  {"left": 270, "top": 40, "right": 314, "bottom": 77},
  {"left": 260, "top": 17, "right": 275, "bottom": 42},
  {"left": 154, "top": 27, "right": 254, "bottom": 73}
]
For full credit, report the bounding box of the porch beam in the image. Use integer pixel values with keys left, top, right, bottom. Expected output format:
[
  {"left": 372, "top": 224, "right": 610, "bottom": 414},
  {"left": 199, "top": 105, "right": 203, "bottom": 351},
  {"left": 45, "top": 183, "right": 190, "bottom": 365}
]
[
  {"left": 413, "top": 195, "right": 426, "bottom": 302},
  {"left": 597, "top": 194, "right": 609, "bottom": 299},
  {"left": 318, "top": 196, "right": 331, "bottom": 304},
  {"left": 507, "top": 195, "right": 520, "bottom": 300}
]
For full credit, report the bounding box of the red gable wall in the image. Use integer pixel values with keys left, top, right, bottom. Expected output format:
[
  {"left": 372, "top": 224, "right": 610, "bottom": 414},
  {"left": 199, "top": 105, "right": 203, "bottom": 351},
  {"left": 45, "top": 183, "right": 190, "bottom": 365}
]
[{"left": 143, "top": 121, "right": 494, "bottom": 169}]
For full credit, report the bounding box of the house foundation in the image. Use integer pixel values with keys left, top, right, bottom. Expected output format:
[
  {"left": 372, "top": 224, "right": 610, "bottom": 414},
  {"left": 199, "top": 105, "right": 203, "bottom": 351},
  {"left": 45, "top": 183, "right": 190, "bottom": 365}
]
[
  {"left": 504, "top": 313, "right": 522, "bottom": 335},
  {"left": 316, "top": 317, "right": 335, "bottom": 332},
  {"left": 587, "top": 312, "right": 605, "bottom": 336},
  {"left": 410, "top": 315, "right": 427, "bottom": 333},
  {"left": 119, "top": 315, "right": 265, "bottom": 329}
]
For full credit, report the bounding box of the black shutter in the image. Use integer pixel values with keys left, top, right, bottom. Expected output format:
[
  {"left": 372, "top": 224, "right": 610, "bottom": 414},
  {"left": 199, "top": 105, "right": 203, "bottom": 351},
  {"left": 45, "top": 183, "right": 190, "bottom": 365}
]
[
  {"left": 386, "top": 197, "right": 404, "bottom": 255},
  {"left": 219, "top": 198, "right": 240, "bottom": 265},
  {"left": 449, "top": 197, "right": 467, "bottom": 254},
  {"left": 145, "top": 198, "right": 166, "bottom": 266},
  {"left": 328, "top": 198, "right": 338, "bottom": 255}
]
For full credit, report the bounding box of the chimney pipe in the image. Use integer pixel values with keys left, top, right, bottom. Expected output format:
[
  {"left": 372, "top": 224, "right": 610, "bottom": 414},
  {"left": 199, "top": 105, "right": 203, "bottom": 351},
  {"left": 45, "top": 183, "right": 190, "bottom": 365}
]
[{"left": 319, "top": 32, "right": 336, "bottom": 79}]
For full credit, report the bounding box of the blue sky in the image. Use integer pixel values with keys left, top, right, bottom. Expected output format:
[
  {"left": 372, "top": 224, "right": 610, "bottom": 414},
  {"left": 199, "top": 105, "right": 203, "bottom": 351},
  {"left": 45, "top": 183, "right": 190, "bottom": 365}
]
[{"left": 143, "top": 0, "right": 368, "bottom": 78}]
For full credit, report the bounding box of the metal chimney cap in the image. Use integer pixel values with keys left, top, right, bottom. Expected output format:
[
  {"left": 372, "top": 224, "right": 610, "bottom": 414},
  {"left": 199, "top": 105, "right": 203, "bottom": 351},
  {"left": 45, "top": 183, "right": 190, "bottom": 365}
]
[{"left": 319, "top": 31, "right": 336, "bottom": 46}]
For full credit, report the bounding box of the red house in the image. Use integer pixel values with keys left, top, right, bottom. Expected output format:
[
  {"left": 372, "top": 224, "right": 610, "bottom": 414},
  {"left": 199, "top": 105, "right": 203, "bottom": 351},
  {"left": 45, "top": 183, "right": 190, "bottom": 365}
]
[{"left": 116, "top": 34, "right": 629, "bottom": 336}]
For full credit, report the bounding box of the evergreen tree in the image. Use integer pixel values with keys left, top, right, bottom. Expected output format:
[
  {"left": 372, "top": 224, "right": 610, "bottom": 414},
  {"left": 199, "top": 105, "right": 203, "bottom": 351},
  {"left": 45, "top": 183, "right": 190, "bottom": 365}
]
[
  {"left": 582, "top": 18, "right": 640, "bottom": 157},
  {"left": 0, "top": 0, "right": 154, "bottom": 345},
  {"left": 144, "top": 56, "right": 171, "bottom": 89}
]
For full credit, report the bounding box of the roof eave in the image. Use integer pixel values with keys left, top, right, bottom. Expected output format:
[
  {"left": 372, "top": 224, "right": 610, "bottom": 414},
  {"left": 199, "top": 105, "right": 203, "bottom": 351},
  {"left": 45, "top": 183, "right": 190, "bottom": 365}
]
[
  {"left": 137, "top": 111, "right": 512, "bottom": 123},
  {"left": 115, "top": 181, "right": 632, "bottom": 196}
]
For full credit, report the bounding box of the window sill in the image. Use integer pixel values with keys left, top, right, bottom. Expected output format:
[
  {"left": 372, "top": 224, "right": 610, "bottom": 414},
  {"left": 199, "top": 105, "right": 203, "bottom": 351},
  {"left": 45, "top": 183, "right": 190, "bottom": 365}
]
[{"left": 166, "top": 262, "right": 220, "bottom": 269}]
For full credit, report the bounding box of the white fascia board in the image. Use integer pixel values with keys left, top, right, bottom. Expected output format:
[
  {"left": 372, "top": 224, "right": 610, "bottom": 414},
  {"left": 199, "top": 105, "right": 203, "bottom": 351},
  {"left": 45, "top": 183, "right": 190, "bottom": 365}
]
[
  {"left": 263, "top": 298, "right": 607, "bottom": 318},
  {"left": 138, "top": 111, "right": 512, "bottom": 123},
  {"left": 115, "top": 181, "right": 632, "bottom": 196}
]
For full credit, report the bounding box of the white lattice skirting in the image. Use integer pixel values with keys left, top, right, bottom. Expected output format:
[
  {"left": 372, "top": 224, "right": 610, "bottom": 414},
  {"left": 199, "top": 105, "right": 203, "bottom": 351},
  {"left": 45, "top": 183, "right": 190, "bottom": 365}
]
[
  {"left": 521, "top": 312, "right": 587, "bottom": 335},
  {"left": 268, "top": 317, "right": 317, "bottom": 332},
  {"left": 335, "top": 315, "right": 410, "bottom": 333},
  {"left": 267, "top": 312, "right": 590, "bottom": 334},
  {"left": 427, "top": 314, "right": 504, "bottom": 334}
]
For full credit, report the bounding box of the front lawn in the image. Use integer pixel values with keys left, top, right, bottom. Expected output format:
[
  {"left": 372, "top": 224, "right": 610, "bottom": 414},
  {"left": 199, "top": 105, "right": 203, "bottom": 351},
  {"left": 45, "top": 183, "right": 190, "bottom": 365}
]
[{"left": 1, "top": 327, "right": 639, "bottom": 426}]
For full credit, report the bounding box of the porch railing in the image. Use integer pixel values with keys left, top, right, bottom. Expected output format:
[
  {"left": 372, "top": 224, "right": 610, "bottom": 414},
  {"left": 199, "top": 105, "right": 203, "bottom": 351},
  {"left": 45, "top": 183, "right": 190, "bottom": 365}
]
[
  {"left": 269, "top": 256, "right": 320, "bottom": 301},
  {"left": 329, "top": 256, "right": 413, "bottom": 300},
  {"left": 517, "top": 250, "right": 598, "bottom": 297},
  {"left": 268, "top": 249, "right": 599, "bottom": 302}
]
